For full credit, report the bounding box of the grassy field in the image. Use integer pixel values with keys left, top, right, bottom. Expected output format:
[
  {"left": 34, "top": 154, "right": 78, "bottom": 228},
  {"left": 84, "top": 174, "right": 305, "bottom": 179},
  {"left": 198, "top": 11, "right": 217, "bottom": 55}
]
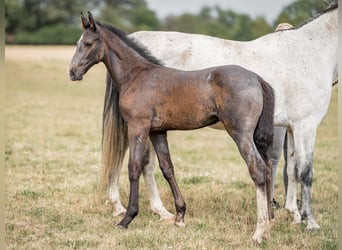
[{"left": 5, "top": 46, "right": 337, "bottom": 249}]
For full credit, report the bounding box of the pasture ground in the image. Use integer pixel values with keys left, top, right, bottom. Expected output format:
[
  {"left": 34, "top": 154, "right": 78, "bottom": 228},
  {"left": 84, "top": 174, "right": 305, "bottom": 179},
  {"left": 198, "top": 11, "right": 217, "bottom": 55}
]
[{"left": 5, "top": 46, "right": 337, "bottom": 249}]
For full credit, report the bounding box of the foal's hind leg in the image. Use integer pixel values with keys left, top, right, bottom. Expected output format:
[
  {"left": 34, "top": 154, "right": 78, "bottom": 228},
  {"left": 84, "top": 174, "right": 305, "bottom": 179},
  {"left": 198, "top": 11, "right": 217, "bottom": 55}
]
[
  {"left": 227, "top": 131, "right": 271, "bottom": 243},
  {"left": 150, "top": 132, "right": 186, "bottom": 227},
  {"left": 143, "top": 140, "right": 174, "bottom": 221}
]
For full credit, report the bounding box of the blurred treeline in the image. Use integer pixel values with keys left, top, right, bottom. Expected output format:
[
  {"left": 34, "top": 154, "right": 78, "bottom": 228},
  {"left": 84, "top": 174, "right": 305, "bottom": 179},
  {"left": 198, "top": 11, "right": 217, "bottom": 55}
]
[{"left": 5, "top": 0, "right": 334, "bottom": 44}]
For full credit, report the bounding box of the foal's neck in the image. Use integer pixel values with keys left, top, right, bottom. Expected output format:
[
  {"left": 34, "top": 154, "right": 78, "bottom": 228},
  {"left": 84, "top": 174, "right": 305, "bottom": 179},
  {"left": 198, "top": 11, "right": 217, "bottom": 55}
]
[{"left": 102, "top": 29, "right": 157, "bottom": 91}]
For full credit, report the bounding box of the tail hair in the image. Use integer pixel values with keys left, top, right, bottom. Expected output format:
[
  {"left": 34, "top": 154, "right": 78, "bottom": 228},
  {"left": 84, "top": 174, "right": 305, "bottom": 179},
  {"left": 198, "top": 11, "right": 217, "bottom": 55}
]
[
  {"left": 253, "top": 78, "right": 275, "bottom": 164},
  {"left": 99, "top": 72, "right": 128, "bottom": 195},
  {"left": 253, "top": 77, "right": 275, "bottom": 219}
]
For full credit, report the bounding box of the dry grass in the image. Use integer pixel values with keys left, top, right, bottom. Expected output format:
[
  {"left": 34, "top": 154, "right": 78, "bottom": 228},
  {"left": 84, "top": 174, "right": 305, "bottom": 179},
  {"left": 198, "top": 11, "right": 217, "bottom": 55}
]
[{"left": 5, "top": 46, "right": 337, "bottom": 249}]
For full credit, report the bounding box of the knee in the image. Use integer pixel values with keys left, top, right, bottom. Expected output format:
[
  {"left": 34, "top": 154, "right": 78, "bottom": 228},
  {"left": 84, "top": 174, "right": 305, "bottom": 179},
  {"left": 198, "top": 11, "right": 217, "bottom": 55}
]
[
  {"left": 250, "top": 168, "right": 266, "bottom": 187},
  {"left": 269, "top": 148, "right": 281, "bottom": 165},
  {"left": 128, "top": 168, "right": 142, "bottom": 182},
  {"left": 248, "top": 159, "right": 268, "bottom": 186},
  {"left": 299, "top": 164, "right": 313, "bottom": 186}
]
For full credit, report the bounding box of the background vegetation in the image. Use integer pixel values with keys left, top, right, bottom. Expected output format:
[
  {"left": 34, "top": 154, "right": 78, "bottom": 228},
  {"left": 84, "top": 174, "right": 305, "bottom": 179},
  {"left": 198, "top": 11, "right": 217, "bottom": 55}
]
[{"left": 5, "top": 0, "right": 336, "bottom": 44}]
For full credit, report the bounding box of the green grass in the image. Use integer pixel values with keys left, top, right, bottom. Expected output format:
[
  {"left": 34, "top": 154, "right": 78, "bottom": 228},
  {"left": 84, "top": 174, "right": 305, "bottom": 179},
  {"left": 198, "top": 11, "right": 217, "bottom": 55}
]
[{"left": 5, "top": 47, "right": 337, "bottom": 249}]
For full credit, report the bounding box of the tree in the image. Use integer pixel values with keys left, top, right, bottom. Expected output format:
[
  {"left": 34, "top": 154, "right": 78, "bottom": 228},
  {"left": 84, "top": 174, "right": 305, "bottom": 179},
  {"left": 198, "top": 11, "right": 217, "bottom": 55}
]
[
  {"left": 97, "top": 0, "right": 160, "bottom": 32},
  {"left": 163, "top": 6, "right": 272, "bottom": 41},
  {"left": 5, "top": 0, "right": 97, "bottom": 43},
  {"left": 5, "top": 0, "right": 95, "bottom": 33},
  {"left": 6, "top": 0, "right": 333, "bottom": 44},
  {"left": 251, "top": 16, "right": 272, "bottom": 39},
  {"left": 274, "top": 0, "right": 336, "bottom": 27},
  {"left": 163, "top": 7, "right": 219, "bottom": 38}
]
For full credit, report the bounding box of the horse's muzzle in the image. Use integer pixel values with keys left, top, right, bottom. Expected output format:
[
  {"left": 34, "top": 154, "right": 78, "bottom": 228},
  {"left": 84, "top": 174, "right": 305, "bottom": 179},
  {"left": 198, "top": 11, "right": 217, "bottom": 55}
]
[{"left": 68, "top": 68, "right": 83, "bottom": 81}]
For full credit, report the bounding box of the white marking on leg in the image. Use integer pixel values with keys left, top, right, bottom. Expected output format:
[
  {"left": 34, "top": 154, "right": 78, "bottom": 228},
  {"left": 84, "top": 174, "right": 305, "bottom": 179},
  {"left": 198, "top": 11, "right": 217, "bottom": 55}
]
[
  {"left": 107, "top": 174, "right": 126, "bottom": 217},
  {"left": 143, "top": 142, "right": 174, "bottom": 221},
  {"left": 143, "top": 162, "right": 174, "bottom": 220},
  {"left": 252, "top": 186, "right": 271, "bottom": 244}
]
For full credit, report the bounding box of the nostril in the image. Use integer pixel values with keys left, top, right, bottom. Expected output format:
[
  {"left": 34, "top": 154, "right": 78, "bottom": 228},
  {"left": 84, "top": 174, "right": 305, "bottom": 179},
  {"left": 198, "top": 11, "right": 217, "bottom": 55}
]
[
  {"left": 69, "top": 69, "right": 75, "bottom": 77},
  {"left": 69, "top": 69, "right": 77, "bottom": 80}
]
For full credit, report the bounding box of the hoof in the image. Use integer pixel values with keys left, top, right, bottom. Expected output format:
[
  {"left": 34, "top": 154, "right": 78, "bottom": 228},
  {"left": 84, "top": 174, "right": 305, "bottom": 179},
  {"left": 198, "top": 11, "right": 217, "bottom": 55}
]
[
  {"left": 252, "top": 221, "right": 271, "bottom": 244},
  {"left": 252, "top": 235, "right": 263, "bottom": 245},
  {"left": 175, "top": 220, "right": 185, "bottom": 227},
  {"left": 116, "top": 224, "right": 128, "bottom": 230},
  {"left": 285, "top": 209, "right": 301, "bottom": 224},
  {"left": 113, "top": 209, "right": 126, "bottom": 217},
  {"left": 106, "top": 199, "right": 127, "bottom": 217},
  {"left": 151, "top": 206, "right": 174, "bottom": 221},
  {"left": 252, "top": 232, "right": 269, "bottom": 244},
  {"left": 160, "top": 215, "right": 176, "bottom": 224},
  {"left": 307, "top": 221, "right": 320, "bottom": 231}
]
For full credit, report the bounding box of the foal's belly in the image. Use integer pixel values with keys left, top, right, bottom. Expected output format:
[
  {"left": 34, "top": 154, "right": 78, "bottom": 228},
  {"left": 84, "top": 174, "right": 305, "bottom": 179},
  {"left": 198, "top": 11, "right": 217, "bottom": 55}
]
[{"left": 150, "top": 110, "right": 219, "bottom": 131}]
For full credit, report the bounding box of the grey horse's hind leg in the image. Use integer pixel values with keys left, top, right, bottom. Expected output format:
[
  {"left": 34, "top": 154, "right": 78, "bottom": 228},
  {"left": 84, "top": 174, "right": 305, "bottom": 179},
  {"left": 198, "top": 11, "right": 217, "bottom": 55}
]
[
  {"left": 270, "top": 126, "right": 287, "bottom": 208},
  {"left": 142, "top": 140, "right": 174, "bottom": 221},
  {"left": 285, "top": 127, "right": 320, "bottom": 229},
  {"left": 283, "top": 131, "right": 288, "bottom": 196}
]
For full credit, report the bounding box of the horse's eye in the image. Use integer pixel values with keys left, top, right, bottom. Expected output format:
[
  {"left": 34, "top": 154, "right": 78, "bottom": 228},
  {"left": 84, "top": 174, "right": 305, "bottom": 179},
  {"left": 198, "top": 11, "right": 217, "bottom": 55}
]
[{"left": 83, "top": 41, "right": 92, "bottom": 47}]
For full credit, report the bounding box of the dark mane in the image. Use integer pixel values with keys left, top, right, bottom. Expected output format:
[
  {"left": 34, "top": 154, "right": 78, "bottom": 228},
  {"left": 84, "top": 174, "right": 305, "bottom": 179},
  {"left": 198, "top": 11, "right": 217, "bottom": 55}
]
[
  {"left": 317, "top": 0, "right": 338, "bottom": 15},
  {"left": 297, "top": 0, "right": 338, "bottom": 28},
  {"left": 275, "top": 1, "right": 337, "bottom": 32},
  {"left": 97, "top": 21, "right": 163, "bottom": 66}
]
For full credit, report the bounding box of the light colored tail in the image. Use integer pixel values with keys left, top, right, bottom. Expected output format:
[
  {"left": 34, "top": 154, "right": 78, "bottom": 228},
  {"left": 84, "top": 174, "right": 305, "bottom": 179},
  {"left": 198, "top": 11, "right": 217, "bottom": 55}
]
[{"left": 99, "top": 72, "right": 128, "bottom": 195}]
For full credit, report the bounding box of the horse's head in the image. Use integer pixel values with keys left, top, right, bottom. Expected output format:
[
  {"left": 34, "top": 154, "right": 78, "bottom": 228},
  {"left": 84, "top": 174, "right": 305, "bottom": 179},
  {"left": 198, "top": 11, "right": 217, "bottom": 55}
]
[{"left": 68, "top": 11, "right": 105, "bottom": 81}]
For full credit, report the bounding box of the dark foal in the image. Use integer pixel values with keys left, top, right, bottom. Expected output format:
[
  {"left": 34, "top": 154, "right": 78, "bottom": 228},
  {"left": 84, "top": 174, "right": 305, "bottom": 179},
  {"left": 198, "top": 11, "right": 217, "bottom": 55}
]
[{"left": 68, "top": 12, "right": 275, "bottom": 243}]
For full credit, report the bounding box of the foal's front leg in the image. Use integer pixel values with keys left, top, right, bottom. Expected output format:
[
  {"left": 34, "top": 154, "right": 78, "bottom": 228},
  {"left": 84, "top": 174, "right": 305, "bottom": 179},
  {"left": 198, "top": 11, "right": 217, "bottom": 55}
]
[
  {"left": 108, "top": 139, "right": 174, "bottom": 220},
  {"left": 150, "top": 131, "right": 186, "bottom": 226},
  {"left": 117, "top": 125, "right": 149, "bottom": 228}
]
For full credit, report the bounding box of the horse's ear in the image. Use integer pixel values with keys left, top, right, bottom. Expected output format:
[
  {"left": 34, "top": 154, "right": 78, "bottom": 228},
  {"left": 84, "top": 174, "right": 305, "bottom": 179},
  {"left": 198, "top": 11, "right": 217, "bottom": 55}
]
[
  {"left": 88, "top": 11, "right": 97, "bottom": 32},
  {"left": 80, "top": 12, "right": 89, "bottom": 30}
]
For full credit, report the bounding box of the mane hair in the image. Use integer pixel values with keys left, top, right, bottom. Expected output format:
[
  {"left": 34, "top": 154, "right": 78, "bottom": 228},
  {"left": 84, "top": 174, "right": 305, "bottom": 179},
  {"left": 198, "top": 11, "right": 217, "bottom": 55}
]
[
  {"left": 275, "top": 1, "right": 337, "bottom": 32},
  {"left": 298, "top": 1, "right": 337, "bottom": 27},
  {"left": 97, "top": 21, "right": 163, "bottom": 66}
]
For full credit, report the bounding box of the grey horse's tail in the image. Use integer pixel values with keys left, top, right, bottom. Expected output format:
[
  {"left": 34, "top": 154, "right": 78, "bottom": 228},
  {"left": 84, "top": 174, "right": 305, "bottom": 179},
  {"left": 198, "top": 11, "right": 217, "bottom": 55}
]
[
  {"left": 253, "top": 77, "right": 275, "bottom": 219},
  {"left": 99, "top": 72, "right": 128, "bottom": 195}
]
